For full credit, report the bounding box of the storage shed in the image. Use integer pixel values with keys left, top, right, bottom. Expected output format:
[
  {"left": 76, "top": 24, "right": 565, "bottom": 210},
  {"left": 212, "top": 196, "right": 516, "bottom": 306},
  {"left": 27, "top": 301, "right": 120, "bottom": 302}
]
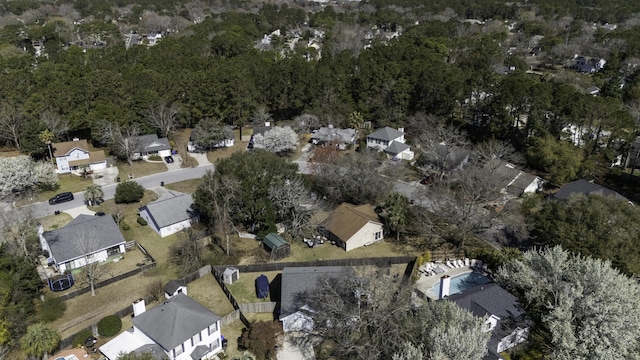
[
  {"left": 223, "top": 267, "right": 240, "bottom": 285},
  {"left": 262, "top": 233, "right": 291, "bottom": 260}
]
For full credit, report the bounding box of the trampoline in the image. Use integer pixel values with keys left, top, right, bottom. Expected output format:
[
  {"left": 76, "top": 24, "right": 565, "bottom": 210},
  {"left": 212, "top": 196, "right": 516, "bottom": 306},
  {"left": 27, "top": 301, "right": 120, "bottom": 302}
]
[{"left": 48, "top": 273, "right": 75, "bottom": 291}]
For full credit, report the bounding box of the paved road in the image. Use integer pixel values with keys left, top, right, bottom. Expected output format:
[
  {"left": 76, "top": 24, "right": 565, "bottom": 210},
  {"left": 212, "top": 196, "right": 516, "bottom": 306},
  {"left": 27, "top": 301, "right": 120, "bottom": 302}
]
[{"left": 19, "top": 165, "right": 214, "bottom": 222}]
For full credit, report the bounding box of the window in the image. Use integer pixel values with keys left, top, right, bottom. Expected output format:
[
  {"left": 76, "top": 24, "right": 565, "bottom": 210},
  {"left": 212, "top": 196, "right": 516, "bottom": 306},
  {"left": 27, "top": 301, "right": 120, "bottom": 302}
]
[
  {"left": 211, "top": 338, "right": 220, "bottom": 350},
  {"left": 374, "top": 231, "right": 382, "bottom": 240},
  {"left": 191, "top": 333, "right": 201, "bottom": 346},
  {"left": 208, "top": 322, "right": 218, "bottom": 335},
  {"left": 174, "top": 343, "right": 184, "bottom": 356}
]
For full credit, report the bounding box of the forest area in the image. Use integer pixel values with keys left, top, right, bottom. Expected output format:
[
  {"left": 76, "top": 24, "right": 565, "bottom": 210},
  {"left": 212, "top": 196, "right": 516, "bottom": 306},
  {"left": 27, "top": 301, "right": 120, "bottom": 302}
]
[{"left": 3, "top": 0, "right": 640, "bottom": 358}]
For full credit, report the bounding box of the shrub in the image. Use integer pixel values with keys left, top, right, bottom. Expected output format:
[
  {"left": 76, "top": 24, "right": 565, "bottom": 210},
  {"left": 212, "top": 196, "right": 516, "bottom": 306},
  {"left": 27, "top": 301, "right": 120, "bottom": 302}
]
[
  {"left": 137, "top": 216, "right": 147, "bottom": 226},
  {"left": 239, "top": 321, "right": 283, "bottom": 360},
  {"left": 40, "top": 295, "right": 66, "bottom": 322},
  {"left": 121, "top": 222, "right": 131, "bottom": 231},
  {"left": 144, "top": 279, "right": 165, "bottom": 302},
  {"left": 114, "top": 181, "right": 145, "bottom": 204},
  {"left": 72, "top": 329, "right": 93, "bottom": 347},
  {"left": 148, "top": 154, "right": 162, "bottom": 161},
  {"left": 97, "top": 315, "right": 122, "bottom": 337}
]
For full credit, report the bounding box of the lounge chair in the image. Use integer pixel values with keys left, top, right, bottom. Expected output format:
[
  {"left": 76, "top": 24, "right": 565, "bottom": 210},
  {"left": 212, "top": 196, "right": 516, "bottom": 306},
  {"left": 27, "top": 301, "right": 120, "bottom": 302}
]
[
  {"left": 445, "top": 261, "right": 454, "bottom": 269},
  {"left": 470, "top": 259, "right": 477, "bottom": 267},
  {"left": 464, "top": 258, "right": 470, "bottom": 267}
]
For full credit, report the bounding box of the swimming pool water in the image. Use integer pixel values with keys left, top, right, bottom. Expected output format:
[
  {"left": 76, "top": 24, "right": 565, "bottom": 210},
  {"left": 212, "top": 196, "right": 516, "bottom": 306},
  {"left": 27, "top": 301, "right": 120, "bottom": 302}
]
[{"left": 429, "top": 272, "right": 490, "bottom": 297}]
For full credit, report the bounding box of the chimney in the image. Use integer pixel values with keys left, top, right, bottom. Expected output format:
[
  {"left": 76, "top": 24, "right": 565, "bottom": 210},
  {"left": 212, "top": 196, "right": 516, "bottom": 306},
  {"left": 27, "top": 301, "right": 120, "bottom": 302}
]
[
  {"left": 397, "top": 127, "right": 404, "bottom": 133},
  {"left": 328, "top": 124, "right": 334, "bottom": 129},
  {"left": 72, "top": 137, "right": 79, "bottom": 141},
  {"left": 439, "top": 275, "right": 451, "bottom": 299},
  {"left": 133, "top": 298, "right": 146, "bottom": 316},
  {"left": 264, "top": 121, "right": 270, "bottom": 127}
]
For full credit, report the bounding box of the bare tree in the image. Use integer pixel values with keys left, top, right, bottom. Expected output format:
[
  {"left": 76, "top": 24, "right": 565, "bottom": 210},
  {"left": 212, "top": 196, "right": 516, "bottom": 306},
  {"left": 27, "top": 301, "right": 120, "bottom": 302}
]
[
  {"left": 473, "top": 140, "right": 525, "bottom": 166},
  {"left": 40, "top": 111, "right": 69, "bottom": 141},
  {"left": 294, "top": 113, "right": 320, "bottom": 134},
  {"left": 196, "top": 173, "right": 240, "bottom": 256},
  {"left": 169, "top": 228, "right": 205, "bottom": 274},
  {"left": 0, "top": 103, "right": 24, "bottom": 149},
  {"left": 269, "top": 178, "right": 318, "bottom": 238},
  {"left": 76, "top": 227, "right": 112, "bottom": 297},
  {"left": 0, "top": 206, "right": 37, "bottom": 257},
  {"left": 97, "top": 121, "right": 140, "bottom": 165},
  {"left": 147, "top": 102, "right": 180, "bottom": 139}
]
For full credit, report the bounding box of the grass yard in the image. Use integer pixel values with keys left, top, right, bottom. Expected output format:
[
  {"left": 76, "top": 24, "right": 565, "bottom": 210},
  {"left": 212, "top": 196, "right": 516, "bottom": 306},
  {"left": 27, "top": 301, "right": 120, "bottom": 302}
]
[
  {"left": 38, "top": 212, "right": 73, "bottom": 230},
  {"left": 283, "top": 239, "right": 418, "bottom": 262},
  {"left": 164, "top": 178, "right": 201, "bottom": 194},
  {"left": 117, "top": 160, "right": 167, "bottom": 180},
  {"left": 187, "top": 273, "right": 235, "bottom": 316},
  {"left": 225, "top": 270, "right": 282, "bottom": 304}
]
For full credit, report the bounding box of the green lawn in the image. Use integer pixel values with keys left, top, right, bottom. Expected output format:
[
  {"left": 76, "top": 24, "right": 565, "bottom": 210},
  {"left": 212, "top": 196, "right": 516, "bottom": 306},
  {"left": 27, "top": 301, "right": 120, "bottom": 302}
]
[
  {"left": 164, "top": 178, "right": 201, "bottom": 194},
  {"left": 225, "top": 270, "right": 281, "bottom": 304},
  {"left": 18, "top": 174, "right": 95, "bottom": 205},
  {"left": 188, "top": 273, "right": 235, "bottom": 316},
  {"left": 282, "top": 239, "right": 417, "bottom": 262},
  {"left": 117, "top": 160, "right": 167, "bottom": 180}
]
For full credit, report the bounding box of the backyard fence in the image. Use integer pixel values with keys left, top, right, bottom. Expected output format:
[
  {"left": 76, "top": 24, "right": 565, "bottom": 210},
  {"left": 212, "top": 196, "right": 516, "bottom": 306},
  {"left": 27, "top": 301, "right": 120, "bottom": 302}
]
[
  {"left": 428, "top": 250, "right": 465, "bottom": 262},
  {"left": 239, "top": 302, "right": 277, "bottom": 314},
  {"left": 219, "top": 310, "right": 241, "bottom": 326},
  {"left": 124, "top": 240, "right": 136, "bottom": 251},
  {"left": 212, "top": 267, "right": 252, "bottom": 328},
  {"left": 137, "top": 243, "right": 155, "bottom": 263},
  {"left": 58, "top": 262, "right": 156, "bottom": 301},
  {"left": 212, "top": 256, "right": 416, "bottom": 274}
]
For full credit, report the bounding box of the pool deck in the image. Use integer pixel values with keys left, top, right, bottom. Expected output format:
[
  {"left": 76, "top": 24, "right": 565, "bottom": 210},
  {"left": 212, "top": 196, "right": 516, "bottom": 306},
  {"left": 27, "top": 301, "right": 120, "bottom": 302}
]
[
  {"left": 415, "top": 266, "right": 476, "bottom": 300},
  {"left": 52, "top": 347, "right": 90, "bottom": 360}
]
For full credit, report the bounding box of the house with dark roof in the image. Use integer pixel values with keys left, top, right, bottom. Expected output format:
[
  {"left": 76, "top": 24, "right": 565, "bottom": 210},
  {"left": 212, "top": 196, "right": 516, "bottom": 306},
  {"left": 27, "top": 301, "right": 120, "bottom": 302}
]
[
  {"left": 38, "top": 215, "right": 126, "bottom": 273},
  {"left": 165, "top": 279, "right": 187, "bottom": 299},
  {"left": 310, "top": 126, "right": 356, "bottom": 149},
  {"left": 100, "top": 294, "right": 222, "bottom": 360},
  {"left": 279, "top": 266, "right": 349, "bottom": 332},
  {"left": 553, "top": 179, "right": 625, "bottom": 200},
  {"left": 484, "top": 159, "right": 544, "bottom": 197},
  {"left": 52, "top": 138, "right": 107, "bottom": 174},
  {"left": 132, "top": 134, "right": 172, "bottom": 160},
  {"left": 319, "top": 203, "right": 383, "bottom": 251},
  {"left": 139, "top": 191, "right": 199, "bottom": 238},
  {"left": 448, "top": 283, "right": 530, "bottom": 360},
  {"left": 366, "top": 127, "right": 414, "bottom": 160}
]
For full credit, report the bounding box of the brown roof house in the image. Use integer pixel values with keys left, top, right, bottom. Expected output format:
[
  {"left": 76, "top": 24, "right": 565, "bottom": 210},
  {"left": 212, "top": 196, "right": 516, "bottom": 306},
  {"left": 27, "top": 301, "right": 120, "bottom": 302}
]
[
  {"left": 52, "top": 138, "right": 107, "bottom": 174},
  {"left": 319, "top": 203, "right": 384, "bottom": 251}
]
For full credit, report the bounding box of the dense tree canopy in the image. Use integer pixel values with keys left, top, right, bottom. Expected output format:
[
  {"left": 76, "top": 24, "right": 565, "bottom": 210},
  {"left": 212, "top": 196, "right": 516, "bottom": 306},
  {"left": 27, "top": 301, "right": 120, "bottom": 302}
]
[{"left": 497, "top": 246, "right": 640, "bottom": 360}]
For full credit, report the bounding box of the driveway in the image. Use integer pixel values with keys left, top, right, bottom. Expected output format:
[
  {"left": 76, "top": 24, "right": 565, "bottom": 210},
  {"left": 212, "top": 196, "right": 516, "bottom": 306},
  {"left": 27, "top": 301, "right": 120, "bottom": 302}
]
[
  {"left": 188, "top": 152, "right": 213, "bottom": 167},
  {"left": 163, "top": 154, "right": 182, "bottom": 171},
  {"left": 277, "top": 334, "right": 316, "bottom": 360}
]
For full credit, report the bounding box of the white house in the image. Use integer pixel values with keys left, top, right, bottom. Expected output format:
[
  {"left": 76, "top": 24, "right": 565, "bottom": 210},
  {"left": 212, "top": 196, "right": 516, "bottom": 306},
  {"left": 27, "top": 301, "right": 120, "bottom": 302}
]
[
  {"left": 448, "top": 282, "right": 530, "bottom": 359},
  {"left": 100, "top": 294, "right": 222, "bottom": 360},
  {"left": 39, "top": 215, "right": 126, "bottom": 273},
  {"left": 310, "top": 126, "right": 356, "bottom": 149},
  {"left": 366, "top": 127, "right": 414, "bottom": 160},
  {"left": 319, "top": 203, "right": 383, "bottom": 251},
  {"left": 188, "top": 127, "right": 235, "bottom": 152},
  {"left": 279, "top": 266, "right": 349, "bottom": 332},
  {"left": 138, "top": 191, "right": 199, "bottom": 238},
  {"left": 133, "top": 134, "right": 172, "bottom": 160},
  {"left": 52, "top": 138, "right": 107, "bottom": 174}
]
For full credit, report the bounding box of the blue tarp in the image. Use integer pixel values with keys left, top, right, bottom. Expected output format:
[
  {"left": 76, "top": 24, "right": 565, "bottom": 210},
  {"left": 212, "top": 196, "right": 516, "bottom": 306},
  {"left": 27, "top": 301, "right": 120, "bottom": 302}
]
[{"left": 256, "top": 274, "right": 269, "bottom": 299}]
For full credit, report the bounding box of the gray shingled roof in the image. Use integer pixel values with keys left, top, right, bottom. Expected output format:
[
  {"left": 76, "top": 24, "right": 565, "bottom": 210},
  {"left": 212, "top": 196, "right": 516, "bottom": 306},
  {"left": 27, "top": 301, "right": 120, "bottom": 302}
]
[
  {"left": 384, "top": 141, "right": 410, "bottom": 155},
  {"left": 311, "top": 127, "right": 356, "bottom": 144},
  {"left": 164, "top": 279, "right": 186, "bottom": 295},
  {"left": 448, "top": 283, "right": 529, "bottom": 359},
  {"left": 132, "top": 293, "right": 221, "bottom": 351},
  {"left": 42, "top": 215, "right": 126, "bottom": 264},
  {"left": 139, "top": 191, "right": 198, "bottom": 228},
  {"left": 367, "top": 126, "right": 404, "bottom": 142},
  {"left": 135, "top": 134, "right": 171, "bottom": 153},
  {"left": 553, "top": 179, "right": 624, "bottom": 200},
  {"left": 280, "top": 266, "right": 349, "bottom": 318}
]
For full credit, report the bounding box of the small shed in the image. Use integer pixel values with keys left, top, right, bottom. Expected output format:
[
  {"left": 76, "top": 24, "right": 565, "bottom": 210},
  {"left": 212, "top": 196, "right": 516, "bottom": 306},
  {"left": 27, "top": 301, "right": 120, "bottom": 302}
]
[
  {"left": 223, "top": 267, "right": 240, "bottom": 285},
  {"left": 164, "top": 279, "right": 187, "bottom": 299},
  {"left": 256, "top": 274, "right": 269, "bottom": 299},
  {"left": 262, "top": 233, "right": 291, "bottom": 260}
]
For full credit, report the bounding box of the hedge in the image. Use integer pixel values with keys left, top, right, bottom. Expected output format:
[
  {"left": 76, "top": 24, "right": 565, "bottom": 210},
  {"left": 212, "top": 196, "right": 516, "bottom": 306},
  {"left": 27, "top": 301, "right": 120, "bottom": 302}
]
[{"left": 137, "top": 216, "right": 148, "bottom": 226}]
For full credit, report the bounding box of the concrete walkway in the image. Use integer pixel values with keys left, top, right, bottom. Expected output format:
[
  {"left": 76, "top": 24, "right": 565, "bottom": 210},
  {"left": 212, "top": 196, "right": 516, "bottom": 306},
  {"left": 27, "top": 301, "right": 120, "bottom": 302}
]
[
  {"left": 188, "top": 152, "right": 213, "bottom": 167},
  {"left": 277, "top": 334, "right": 316, "bottom": 360}
]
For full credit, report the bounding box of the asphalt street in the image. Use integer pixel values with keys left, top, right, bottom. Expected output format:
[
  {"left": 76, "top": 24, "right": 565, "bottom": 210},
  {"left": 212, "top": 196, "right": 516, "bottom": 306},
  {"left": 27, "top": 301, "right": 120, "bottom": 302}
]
[{"left": 15, "top": 165, "right": 214, "bottom": 223}]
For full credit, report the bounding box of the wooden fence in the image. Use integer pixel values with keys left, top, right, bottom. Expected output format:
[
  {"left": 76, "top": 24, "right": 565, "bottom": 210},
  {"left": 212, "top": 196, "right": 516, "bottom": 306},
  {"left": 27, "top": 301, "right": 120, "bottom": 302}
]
[
  {"left": 239, "top": 302, "right": 277, "bottom": 314},
  {"left": 212, "top": 267, "right": 252, "bottom": 328},
  {"left": 212, "top": 256, "right": 416, "bottom": 274}
]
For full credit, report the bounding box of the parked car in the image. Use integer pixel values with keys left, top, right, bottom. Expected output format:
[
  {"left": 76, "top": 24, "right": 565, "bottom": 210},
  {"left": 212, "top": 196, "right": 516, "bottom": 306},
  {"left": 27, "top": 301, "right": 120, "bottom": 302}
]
[
  {"left": 164, "top": 156, "right": 174, "bottom": 163},
  {"left": 49, "top": 192, "right": 74, "bottom": 205}
]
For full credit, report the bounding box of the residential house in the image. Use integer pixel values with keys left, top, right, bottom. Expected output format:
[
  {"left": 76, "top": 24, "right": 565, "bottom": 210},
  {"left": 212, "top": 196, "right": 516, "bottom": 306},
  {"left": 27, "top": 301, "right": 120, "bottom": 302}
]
[
  {"left": 133, "top": 134, "right": 172, "bottom": 160},
  {"left": 448, "top": 283, "right": 530, "bottom": 359},
  {"left": 147, "top": 32, "right": 162, "bottom": 46},
  {"left": 562, "top": 124, "right": 611, "bottom": 147},
  {"left": 187, "top": 128, "right": 234, "bottom": 152},
  {"left": 39, "top": 215, "right": 126, "bottom": 273},
  {"left": 319, "top": 203, "right": 383, "bottom": 251},
  {"left": 139, "top": 191, "right": 199, "bottom": 238},
  {"left": 100, "top": 294, "right": 222, "bottom": 360},
  {"left": 484, "top": 159, "right": 544, "bottom": 197},
  {"left": 553, "top": 179, "right": 625, "bottom": 201},
  {"left": 279, "top": 266, "right": 349, "bottom": 332},
  {"left": 573, "top": 56, "right": 606, "bottom": 73},
  {"left": 52, "top": 138, "right": 107, "bottom": 174},
  {"left": 310, "top": 126, "right": 356, "bottom": 149},
  {"left": 366, "top": 127, "right": 414, "bottom": 160},
  {"left": 165, "top": 279, "right": 187, "bottom": 299}
]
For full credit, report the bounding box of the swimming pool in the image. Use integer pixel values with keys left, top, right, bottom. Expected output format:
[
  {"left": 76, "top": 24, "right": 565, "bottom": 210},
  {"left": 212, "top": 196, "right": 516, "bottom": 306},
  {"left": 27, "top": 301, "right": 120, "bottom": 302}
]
[{"left": 429, "top": 272, "right": 490, "bottom": 298}]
